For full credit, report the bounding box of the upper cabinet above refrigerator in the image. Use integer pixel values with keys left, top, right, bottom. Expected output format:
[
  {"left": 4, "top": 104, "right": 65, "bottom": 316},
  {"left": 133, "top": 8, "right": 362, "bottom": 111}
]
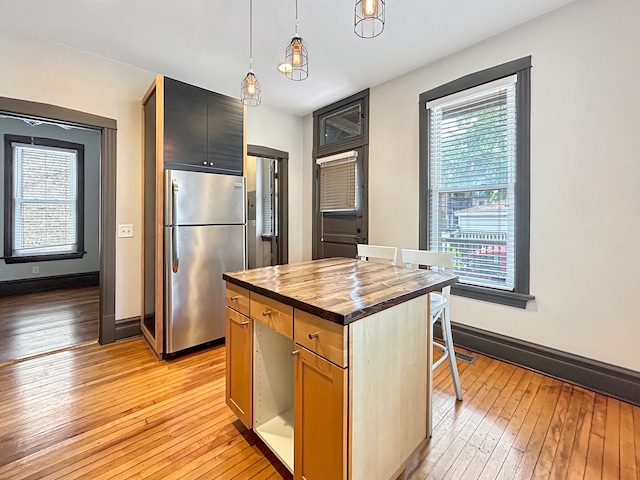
[{"left": 163, "top": 76, "right": 244, "bottom": 175}]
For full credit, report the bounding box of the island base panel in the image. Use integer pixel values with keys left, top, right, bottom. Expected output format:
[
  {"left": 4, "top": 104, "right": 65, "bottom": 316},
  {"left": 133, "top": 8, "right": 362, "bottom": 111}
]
[{"left": 349, "top": 295, "right": 429, "bottom": 480}]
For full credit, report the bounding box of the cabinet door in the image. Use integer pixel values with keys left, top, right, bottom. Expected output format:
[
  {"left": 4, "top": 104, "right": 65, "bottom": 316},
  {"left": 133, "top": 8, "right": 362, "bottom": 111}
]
[
  {"left": 294, "top": 347, "right": 347, "bottom": 480},
  {"left": 226, "top": 307, "right": 253, "bottom": 429},
  {"left": 207, "top": 91, "right": 243, "bottom": 175},
  {"left": 164, "top": 77, "right": 208, "bottom": 169}
]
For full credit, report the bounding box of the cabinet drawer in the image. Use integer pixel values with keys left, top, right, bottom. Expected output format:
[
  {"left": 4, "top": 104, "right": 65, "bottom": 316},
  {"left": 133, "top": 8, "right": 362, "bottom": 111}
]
[
  {"left": 226, "top": 283, "right": 250, "bottom": 316},
  {"left": 294, "top": 309, "right": 348, "bottom": 368},
  {"left": 250, "top": 293, "right": 293, "bottom": 339}
]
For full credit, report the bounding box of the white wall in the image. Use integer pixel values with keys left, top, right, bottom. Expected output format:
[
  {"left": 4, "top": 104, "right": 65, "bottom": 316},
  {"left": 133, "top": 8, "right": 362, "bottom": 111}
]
[
  {"left": 245, "top": 104, "right": 305, "bottom": 263},
  {"left": 0, "top": 26, "right": 154, "bottom": 319},
  {"left": 0, "top": 118, "right": 100, "bottom": 281},
  {"left": 0, "top": 27, "right": 303, "bottom": 320},
  {"left": 361, "top": 0, "right": 640, "bottom": 371}
]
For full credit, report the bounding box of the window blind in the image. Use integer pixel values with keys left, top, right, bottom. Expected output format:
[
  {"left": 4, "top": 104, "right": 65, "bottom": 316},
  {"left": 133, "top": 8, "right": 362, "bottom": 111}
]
[
  {"left": 318, "top": 152, "right": 358, "bottom": 212},
  {"left": 260, "top": 158, "right": 274, "bottom": 236},
  {"left": 12, "top": 143, "right": 78, "bottom": 256},
  {"left": 428, "top": 79, "right": 517, "bottom": 290}
]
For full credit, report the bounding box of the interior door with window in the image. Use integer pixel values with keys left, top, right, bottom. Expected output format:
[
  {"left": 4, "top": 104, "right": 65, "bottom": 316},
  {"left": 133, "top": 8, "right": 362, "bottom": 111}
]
[
  {"left": 312, "top": 90, "right": 369, "bottom": 260},
  {"left": 315, "top": 147, "right": 366, "bottom": 259}
]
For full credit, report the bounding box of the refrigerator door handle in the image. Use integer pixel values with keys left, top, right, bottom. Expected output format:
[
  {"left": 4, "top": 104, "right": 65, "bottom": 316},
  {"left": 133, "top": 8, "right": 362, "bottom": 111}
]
[
  {"left": 172, "top": 179, "right": 179, "bottom": 273},
  {"left": 172, "top": 226, "right": 179, "bottom": 273}
]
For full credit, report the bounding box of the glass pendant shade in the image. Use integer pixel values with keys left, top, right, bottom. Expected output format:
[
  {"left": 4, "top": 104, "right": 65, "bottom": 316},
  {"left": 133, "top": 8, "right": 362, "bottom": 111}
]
[
  {"left": 354, "top": 0, "right": 385, "bottom": 38},
  {"left": 284, "top": 36, "right": 308, "bottom": 81},
  {"left": 241, "top": 71, "right": 261, "bottom": 106}
]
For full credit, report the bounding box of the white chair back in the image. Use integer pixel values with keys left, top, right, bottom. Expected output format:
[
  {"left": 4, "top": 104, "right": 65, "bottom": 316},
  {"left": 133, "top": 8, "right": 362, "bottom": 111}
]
[
  {"left": 357, "top": 244, "right": 398, "bottom": 266},
  {"left": 401, "top": 249, "right": 452, "bottom": 273}
]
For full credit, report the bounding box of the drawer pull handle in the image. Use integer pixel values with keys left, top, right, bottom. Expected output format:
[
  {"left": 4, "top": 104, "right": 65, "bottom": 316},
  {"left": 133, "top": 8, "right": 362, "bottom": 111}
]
[
  {"left": 230, "top": 295, "right": 240, "bottom": 301},
  {"left": 291, "top": 350, "right": 300, "bottom": 356},
  {"left": 240, "top": 321, "right": 249, "bottom": 326},
  {"left": 308, "top": 332, "right": 319, "bottom": 339},
  {"left": 262, "top": 310, "right": 272, "bottom": 316}
]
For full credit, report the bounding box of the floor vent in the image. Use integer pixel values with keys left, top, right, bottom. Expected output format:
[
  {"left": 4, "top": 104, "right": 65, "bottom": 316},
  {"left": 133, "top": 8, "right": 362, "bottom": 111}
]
[{"left": 455, "top": 351, "right": 476, "bottom": 364}]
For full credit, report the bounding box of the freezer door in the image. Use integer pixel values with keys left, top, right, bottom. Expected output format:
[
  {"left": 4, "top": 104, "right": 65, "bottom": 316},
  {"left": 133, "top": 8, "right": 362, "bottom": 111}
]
[
  {"left": 165, "top": 169, "right": 245, "bottom": 226},
  {"left": 165, "top": 224, "right": 246, "bottom": 354}
]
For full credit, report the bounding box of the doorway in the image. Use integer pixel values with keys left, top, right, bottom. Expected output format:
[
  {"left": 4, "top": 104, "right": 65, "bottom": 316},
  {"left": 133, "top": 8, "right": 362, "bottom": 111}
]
[
  {"left": 246, "top": 145, "right": 289, "bottom": 267},
  {"left": 0, "top": 116, "right": 101, "bottom": 363},
  {"left": 0, "top": 96, "right": 118, "bottom": 361},
  {"left": 312, "top": 90, "right": 369, "bottom": 259}
]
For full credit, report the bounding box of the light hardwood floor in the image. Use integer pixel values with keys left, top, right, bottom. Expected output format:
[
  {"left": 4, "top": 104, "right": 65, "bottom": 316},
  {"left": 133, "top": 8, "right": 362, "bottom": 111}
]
[
  {"left": 0, "top": 286, "right": 99, "bottom": 365},
  {"left": 0, "top": 337, "right": 637, "bottom": 479}
]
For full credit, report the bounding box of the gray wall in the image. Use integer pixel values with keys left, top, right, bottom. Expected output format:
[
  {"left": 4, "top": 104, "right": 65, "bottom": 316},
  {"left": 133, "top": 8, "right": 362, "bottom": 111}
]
[{"left": 0, "top": 117, "right": 100, "bottom": 281}]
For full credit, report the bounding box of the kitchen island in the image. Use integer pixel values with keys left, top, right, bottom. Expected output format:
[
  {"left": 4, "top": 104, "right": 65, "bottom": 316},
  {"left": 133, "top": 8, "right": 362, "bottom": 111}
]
[{"left": 223, "top": 257, "right": 457, "bottom": 480}]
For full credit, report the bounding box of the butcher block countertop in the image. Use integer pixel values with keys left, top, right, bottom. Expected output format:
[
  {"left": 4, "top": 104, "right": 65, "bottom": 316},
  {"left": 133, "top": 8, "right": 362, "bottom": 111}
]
[{"left": 223, "top": 257, "right": 457, "bottom": 326}]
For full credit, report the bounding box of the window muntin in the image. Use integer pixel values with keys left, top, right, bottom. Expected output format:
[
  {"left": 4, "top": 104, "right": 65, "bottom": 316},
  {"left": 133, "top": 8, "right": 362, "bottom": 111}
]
[{"left": 428, "top": 79, "right": 517, "bottom": 290}]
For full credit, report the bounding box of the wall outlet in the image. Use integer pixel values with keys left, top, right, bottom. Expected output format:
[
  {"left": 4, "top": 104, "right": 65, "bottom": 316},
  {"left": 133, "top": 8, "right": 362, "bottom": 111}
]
[
  {"left": 118, "top": 224, "right": 134, "bottom": 238},
  {"left": 32, "top": 266, "right": 39, "bottom": 274}
]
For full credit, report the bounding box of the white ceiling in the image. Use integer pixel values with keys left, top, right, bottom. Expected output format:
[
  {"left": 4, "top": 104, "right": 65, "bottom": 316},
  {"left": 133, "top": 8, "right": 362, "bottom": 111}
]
[{"left": 1, "top": 0, "right": 575, "bottom": 116}]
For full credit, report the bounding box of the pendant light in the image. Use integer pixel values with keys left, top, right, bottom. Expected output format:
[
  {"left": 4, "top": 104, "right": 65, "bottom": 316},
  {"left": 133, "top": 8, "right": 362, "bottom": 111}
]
[
  {"left": 354, "top": 0, "right": 385, "bottom": 38},
  {"left": 282, "top": 0, "right": 308, "bottom": 81},
  {"left": 241, "top": 0, "right": 261, "bottom": 106}
]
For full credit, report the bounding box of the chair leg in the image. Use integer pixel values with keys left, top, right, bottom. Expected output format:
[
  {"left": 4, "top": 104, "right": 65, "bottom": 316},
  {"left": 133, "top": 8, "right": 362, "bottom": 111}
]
[{"left": 442, "top": 306, "right": 463, "bottom": 401}]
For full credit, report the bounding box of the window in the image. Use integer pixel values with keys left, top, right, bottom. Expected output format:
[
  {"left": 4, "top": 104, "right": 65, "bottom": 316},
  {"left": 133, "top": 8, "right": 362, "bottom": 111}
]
[
  {"left": 4, "top": 135, "right": 85, "bottom": 263},
  {"left": 314, "top": 89, "right": 369, "bottom": 158},
  {"left": 419, "top": 57, "right": 534, "bottom": 308},
  {"left": 260, "top": 158, "right": 275, "bottom": 237},
  {"left": 320, "top": 103, "right": 362, "bottom": 147}
]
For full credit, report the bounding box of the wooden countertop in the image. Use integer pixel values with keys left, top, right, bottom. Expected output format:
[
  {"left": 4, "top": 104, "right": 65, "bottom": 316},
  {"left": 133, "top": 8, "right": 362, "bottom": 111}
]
[{"left": 223, "top": 258, "right": 457, "bottom": 325}]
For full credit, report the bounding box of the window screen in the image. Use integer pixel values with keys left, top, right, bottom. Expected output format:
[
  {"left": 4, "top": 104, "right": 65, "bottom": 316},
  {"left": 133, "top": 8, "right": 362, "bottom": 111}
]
[
  {"left": 318, "top": 152, "right": 358, "bottom": 212},
  {"left": 428, "top": 77, "right": 517, "bottom": 290}
]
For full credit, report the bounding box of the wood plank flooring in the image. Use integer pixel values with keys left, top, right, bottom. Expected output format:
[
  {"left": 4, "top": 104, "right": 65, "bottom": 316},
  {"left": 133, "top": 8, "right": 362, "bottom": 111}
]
[
  {"left": 0, "top": 337, "right": 637, "bottom": 479},
  {"left": 0, "top": 286, "right": 99, "bottom": 364}
]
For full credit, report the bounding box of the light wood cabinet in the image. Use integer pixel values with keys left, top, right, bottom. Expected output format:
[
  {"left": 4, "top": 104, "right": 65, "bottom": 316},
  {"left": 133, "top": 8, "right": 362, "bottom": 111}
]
[
  {"left": 250, "top": 293, "right": 293, "bottom": 339},
  {"left": 225, "top": 307, "right": 253, "bottom": 429},
  {"left": 223, "top": 265, "right": 445, "bottom": 479},
  {"left": 225, "top": 283, "right": 250, "bottom": 317},
  {"left": 294, "top": 309, "right": 348, "bottom": 368},
  {"left": 294, "top": 347, "right": 347, "bottom": 480}
]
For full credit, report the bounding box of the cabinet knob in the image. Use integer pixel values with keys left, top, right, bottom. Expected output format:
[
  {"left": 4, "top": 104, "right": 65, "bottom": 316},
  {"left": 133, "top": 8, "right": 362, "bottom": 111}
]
[
  {"left": 230, "top": 295, "right": 239, "bottom": 301},
  {"left": 202, "top": 161, "right": 208, "bottom": 166},
  {"left": 240, "top": 321, "right": 249, "bottom": 326},
  {"left": 262, "top": 310, "right": 272, "bottom": 316},
  {"left": 308, "top": 332, "right": 319, "bottom": 340},
  {"left": 291, "top": 350, "right": 300, "bottom": 356}
]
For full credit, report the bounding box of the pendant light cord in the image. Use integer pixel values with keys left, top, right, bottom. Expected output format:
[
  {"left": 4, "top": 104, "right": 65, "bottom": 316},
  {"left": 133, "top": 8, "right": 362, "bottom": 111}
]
[
  {"left": 249, "top": 0, "right": 253, "bottom": 70},
  {"left": 295, "top": 0, "right": 299, "bottom": 35}
]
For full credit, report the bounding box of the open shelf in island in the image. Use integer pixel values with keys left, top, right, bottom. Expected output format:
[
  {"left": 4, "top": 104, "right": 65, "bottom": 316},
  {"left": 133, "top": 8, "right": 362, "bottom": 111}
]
[{"left": 253, "top": 320, "right": 295, "bottom": 473}]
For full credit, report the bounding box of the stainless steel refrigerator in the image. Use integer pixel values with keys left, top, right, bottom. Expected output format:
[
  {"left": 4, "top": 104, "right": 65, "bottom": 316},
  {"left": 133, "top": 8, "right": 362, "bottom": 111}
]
[{"left": 164, "top": 169, "right": 245, "bottom": 354}]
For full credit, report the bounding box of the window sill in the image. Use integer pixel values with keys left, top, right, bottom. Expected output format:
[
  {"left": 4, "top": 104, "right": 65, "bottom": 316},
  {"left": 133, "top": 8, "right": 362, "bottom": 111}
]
[
  {"left": 3, "top": 252, "right": 85, "bottom": 264},
  {"left": 452, "top": 283, "right": 535, "bottom": 309}
]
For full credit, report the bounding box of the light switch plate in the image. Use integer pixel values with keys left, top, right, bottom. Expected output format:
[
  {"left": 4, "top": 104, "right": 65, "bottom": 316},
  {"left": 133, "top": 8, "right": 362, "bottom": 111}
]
[{"left": 118, "top": 224, "right": 134, "bottom": 238}]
